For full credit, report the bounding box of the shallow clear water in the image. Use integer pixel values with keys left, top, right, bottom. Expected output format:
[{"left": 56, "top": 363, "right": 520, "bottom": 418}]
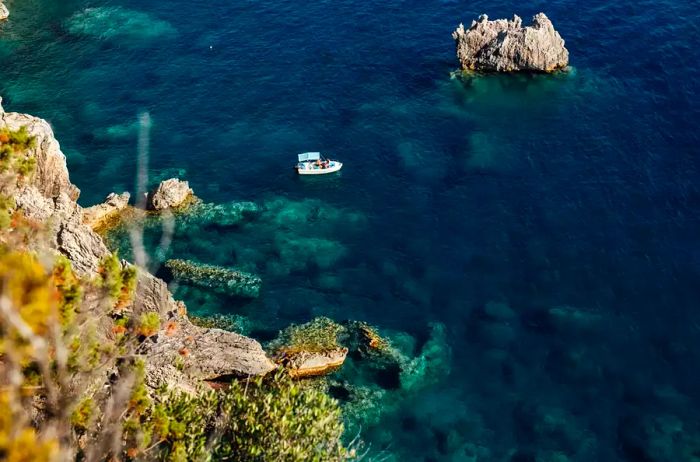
[{"left": 2, "top": 0, "right": 700, "bottom": 460}]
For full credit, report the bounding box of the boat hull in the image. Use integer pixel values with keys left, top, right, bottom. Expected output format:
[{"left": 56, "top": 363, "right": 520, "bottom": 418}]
[{"left": 297, "top": 161, "right": 343, "bottom": 175}]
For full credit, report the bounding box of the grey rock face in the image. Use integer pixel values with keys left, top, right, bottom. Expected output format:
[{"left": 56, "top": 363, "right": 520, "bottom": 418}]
[
  {"left": 452, "top": 13, "right": 569, "bottom": 72},
  {"left": 14, "top": 187, "right": 109, "bottom": 275},
  {"left": 147, "top": 178, "right": 193, "bottom": 210},
  {"left": 0, "top": 3, "right": 8, "bottom": 21},
  {"left": 131, "top": 268, "right": 176, "bottom": 317},
  {"left": 82, "top": 192, "right": 130, "bottom": 229},
  {"left": 131, "top": 270, "right": 276, "bottom": 390},
  {"left": 144, "top": 317, "right": 277, "bottom": 390}
]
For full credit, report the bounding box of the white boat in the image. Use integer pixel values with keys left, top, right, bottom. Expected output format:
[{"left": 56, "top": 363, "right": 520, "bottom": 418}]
[{"left": 295, "top": 152, "right": 343, "bottom": 175}]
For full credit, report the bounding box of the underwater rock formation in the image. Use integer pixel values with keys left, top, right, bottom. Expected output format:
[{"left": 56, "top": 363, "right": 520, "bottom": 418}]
[
  {"left": 165, "top": 258, "right": 262, "bottom": 298},
  {"left": 452, "top": 13, "right": 569, "bottom": 72},
  {"left": 147, "top": 178, "right": 193, "bottom": 210},
  {"left": 65, "top": 6, "right": 176, "bottom": 42},
  {"left": 182, "top": 200, "right": 259, "bottom": 227},
  {"left": 82, "top": 192, "right": 130, "bottom": 230},
  {"left": 0, "top": 2, "right": 8, "bottom": 20}
]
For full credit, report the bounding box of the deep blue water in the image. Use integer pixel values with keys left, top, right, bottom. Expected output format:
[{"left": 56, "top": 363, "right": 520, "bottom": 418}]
[{"left": 2, "top": 0, "right": 700, "bottom": 460}]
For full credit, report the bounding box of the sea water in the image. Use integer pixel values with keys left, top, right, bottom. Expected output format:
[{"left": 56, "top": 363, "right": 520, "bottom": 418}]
[{"left": 2, "top": 0, "right": 700, "bottom": 460}]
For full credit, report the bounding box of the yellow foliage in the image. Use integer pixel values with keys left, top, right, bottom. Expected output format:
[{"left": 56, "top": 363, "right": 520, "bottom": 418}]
[
  {"left": 0, "top": 392, "right": 59, "bottom": 462},
  {"left": 0, "top": 252, "right": 58, "bottom": 358}
]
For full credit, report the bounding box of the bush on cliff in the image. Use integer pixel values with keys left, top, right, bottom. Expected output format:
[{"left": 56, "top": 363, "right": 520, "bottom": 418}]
[{"left": 120, "top": 371, "right": 348, "bottom": 462}]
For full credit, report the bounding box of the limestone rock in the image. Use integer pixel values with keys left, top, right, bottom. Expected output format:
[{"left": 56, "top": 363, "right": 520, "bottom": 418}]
[
  {"left": 0, "top": 3, "right": 8, "bottom": 21},
  {"left": 14, "top": 186, "right": 56, "bottom": 222},
  {"left": 0, "top": 110, "right": 79, "bottom": 200},
  {"left": 147, "top": 178, "right": 193, "bottom": 211},
  {"left": 14, "top": 187, "right": 109, "bottom": 275},
  {"left": 131, "top": 267, "right": 177, "bottom": 317},
  {"left": 143, "top": 317, "right": 276, "bottom": 389},
  {"left": 165, "top": 259, "right": 262, "bottom": 298},
  {"left": 82, "top": 192, "right": 130, "bottom": 230},
  {"left": 57, "top": 224, "right": 109, "bottom": 274},
  {"left": 279, "top": 348, "right": 348, "bottom": 379},
  {"left": 452, "top": 13, "right": 569, "bottom": 72},
  {"left": 126, "top": 269, "right": 275, "bottom": 389}
]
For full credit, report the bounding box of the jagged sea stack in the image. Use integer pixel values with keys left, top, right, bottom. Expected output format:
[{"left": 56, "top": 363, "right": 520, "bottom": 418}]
[
  {"left": 452, "top": 13, "right": 569, "bottom": 73},
  {"left": 0, "top": 2, "right": 9, "bottom": 21}
]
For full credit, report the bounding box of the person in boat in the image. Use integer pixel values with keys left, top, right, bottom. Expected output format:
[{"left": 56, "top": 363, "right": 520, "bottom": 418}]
[{"left": 315, "top": 159, "right": 322, "bottom": 168}]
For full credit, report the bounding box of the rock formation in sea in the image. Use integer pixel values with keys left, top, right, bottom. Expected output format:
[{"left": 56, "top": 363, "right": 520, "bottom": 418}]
[
  {"left": 147, "top": 177, "right": 193, "bottom": 210},
  {"left": 0, "top": 100, "right": 276, "bottom": 391},
  {"left": 0, "top": 2, "right": 9, "bottom": 21},
  {"left": 452, "top": 13, "right": 569, "bottom": 73},
  {"left": 165, "top": 258, "right": 262, "bottom": 298},
  {"left": 269, "top": 317, "right": 350, "bottom": 378}
]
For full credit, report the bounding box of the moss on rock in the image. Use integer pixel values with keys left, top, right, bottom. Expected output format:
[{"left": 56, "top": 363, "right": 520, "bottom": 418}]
[{"left": 165, "top": 258, "right": 262, "bottom": 298}]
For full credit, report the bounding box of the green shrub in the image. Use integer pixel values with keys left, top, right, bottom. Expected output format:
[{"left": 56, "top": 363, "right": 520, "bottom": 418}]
[
  {"left": 214, "top": 371, "right": 349, "bottom": 462},
  {"left": 270, "top": 316, "right": 345, "bottom": 354},
  {"left": 97, "top": 253, "right": 138, "bottom": 309},
  {"left": 0, "top": 194, "right": 15, "bottom": 229},
  {"left": 52, "top": 256, "right": 83, "bottom": 328},
  {"left": 0, "top": 126, "right": 37, "bottom": 176},
  {"left": 70, "top": 397, "right": 95, "bottom": 432},
  {"left": 122, "top": 371, "right": 349, "bottom": 462},
  {"left": 138, "top": 312, "right": 161, "bottom": 337}
]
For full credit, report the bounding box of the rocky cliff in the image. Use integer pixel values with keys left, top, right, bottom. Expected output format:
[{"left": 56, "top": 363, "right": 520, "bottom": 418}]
[
  {"left": 0, "top": 3, "right": 8, "bottom": 21},
  {"left": 0, "top": 99, "right": 276, "bottom": 391},
  {"left": 452, "top": 13, "right": 569, "bottom": 73}
]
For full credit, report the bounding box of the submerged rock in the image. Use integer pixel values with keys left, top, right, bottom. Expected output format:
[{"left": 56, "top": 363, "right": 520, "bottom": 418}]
[
  {"left": 0, "top": 3, "right": 8, "bottom": 21},
  {"left": 183, "top": 200, "right": 259, "bottom": 227},
  {"left": 147, "top": 178, "right": 193, "bottom": 211},
  {"left": 82, "top": 192, "right": 130, "bottom": 230},
  {"left": 165, "top": 258, "right": 262, "bottom": 298},
  {"left": 65, "top": 6, "right": 176, "bottom": 42},
  {"left": 452, "top": 13, "right": 569, "bottom": 72}
]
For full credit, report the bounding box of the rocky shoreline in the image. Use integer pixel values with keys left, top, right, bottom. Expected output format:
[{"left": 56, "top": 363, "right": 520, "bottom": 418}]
[
  {"left": 0, "top": 2, "right": 8, "bottom": 21},
  {"left": 1, "top": 98, "right": 276, "bottom": 391}
]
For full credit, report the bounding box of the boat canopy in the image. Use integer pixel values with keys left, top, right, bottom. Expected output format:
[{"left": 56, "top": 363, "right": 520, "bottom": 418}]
[{"left": 298, "top": 152, "right": 321, "bottom": 162}]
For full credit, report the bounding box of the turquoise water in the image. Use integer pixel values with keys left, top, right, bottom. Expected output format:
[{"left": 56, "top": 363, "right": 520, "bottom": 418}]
[{"left": 2, "top": 0, "right": 700, "bottom": 460}]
